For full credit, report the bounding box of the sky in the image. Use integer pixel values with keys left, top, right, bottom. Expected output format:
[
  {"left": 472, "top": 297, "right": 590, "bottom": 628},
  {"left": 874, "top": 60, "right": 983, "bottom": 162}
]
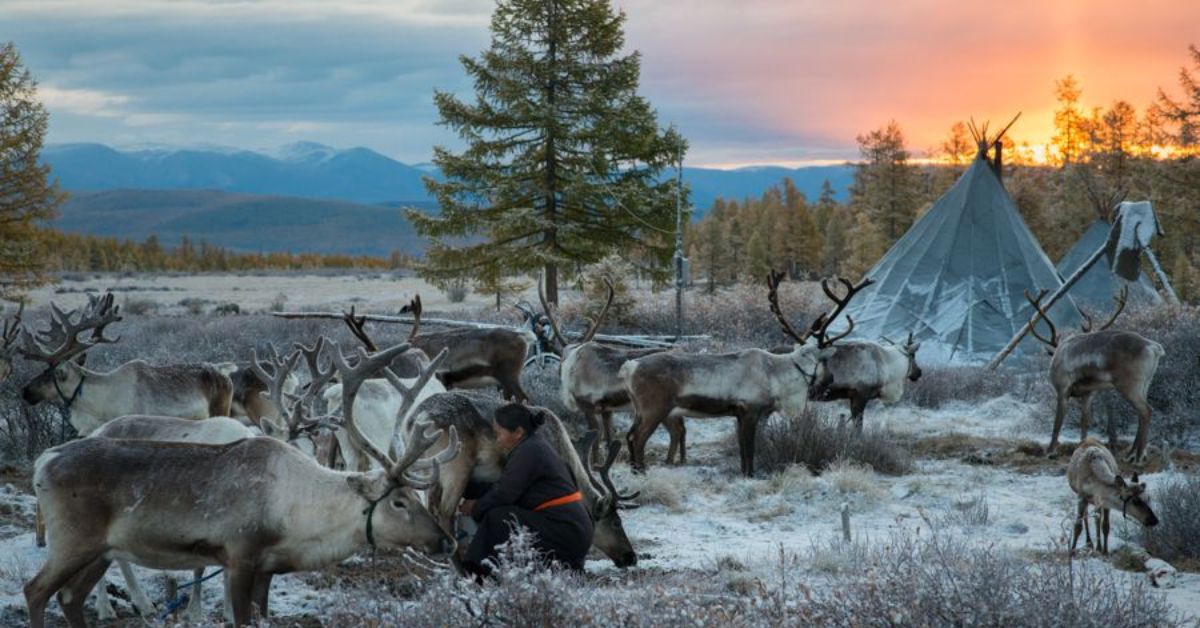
[{"left": 4, "top": 0, "right": 1198, "bottom": 168}]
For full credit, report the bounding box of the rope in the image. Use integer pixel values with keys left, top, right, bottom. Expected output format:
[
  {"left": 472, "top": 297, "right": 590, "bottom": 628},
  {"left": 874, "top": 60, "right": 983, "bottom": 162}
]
[
  {"left": 51, "top": 372, "right": 84, "bottom": 441},
  {"left": 155, "top": 568, "right": 225, "bottom": 621}
]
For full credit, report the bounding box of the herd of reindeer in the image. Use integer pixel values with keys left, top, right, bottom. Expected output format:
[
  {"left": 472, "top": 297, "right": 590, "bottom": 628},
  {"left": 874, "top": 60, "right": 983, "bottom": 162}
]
[{"left": 0, "top": 270, "right": 1168, "bottom": 627}]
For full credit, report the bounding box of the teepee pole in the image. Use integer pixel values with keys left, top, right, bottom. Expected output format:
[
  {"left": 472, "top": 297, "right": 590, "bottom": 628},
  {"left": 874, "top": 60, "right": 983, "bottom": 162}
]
[
  {"left": 987, "top": 243, "right": 1106, "bottom": 370},
  {"left": 1143, "top": 246, "right": 1179, "bottom": 305}
]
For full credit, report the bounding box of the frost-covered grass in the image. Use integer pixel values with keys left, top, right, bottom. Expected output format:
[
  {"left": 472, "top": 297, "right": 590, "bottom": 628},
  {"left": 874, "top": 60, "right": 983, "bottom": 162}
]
[
  {"left": 751, "top": 407, "right": 912, "bottom": 476},
  {"left": 1143, "top": 472, "right": 1200, "bottom": 569}
]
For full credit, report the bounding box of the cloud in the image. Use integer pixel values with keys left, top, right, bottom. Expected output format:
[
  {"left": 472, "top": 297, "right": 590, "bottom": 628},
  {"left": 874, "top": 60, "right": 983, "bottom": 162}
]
[{"left": 5, "top": 0, "right": 1198, "bottom": 165}]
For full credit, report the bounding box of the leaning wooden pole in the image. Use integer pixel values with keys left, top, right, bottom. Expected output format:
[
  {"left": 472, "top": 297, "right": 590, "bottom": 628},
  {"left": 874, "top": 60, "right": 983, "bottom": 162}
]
[
  {"left": 987, "top": 243, "right": 1105, "bottom": 370},
  {"left": 1143, "top": 246, "right": 1180, "bottom": 305}
]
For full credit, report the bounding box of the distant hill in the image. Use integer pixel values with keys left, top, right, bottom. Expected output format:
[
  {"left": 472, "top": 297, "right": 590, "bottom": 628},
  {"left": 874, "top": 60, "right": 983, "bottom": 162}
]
[
  {"left": 43, "top": 143, "right": 854, "bottom": 212},
  {"left": 56, "top": 189, "right": 424, "bottom": 257}
]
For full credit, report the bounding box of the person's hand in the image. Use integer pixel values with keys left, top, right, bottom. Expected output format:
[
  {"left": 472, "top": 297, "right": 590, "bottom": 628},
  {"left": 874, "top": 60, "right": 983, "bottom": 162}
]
[{"left": 459, "top": 499, "right": 476, "bottom": 516}]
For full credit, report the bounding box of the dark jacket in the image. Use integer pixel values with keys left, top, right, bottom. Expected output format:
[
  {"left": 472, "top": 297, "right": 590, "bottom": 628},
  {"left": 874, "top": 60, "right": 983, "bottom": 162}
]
[{"left": 471, "top": 431, "right": 585, "bottom": 523}]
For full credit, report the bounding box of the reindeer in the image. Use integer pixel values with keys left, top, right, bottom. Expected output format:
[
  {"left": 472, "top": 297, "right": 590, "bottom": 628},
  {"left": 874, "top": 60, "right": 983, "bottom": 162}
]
[
  {"left": 1025, "top": 287, "right": 1164, "bottom": 462},
  {"left": 0, "top": 302, "right": 23, "bottom": 382},
  {"left": 398, "top": 296, "right": 534, "bottom": 401},
  {"left": 25, "top": 340, "right": 458, "bottom": 628},
  {"left": 326, "top": 308, "right": 449, "bottom": 471},
  {"left": 622, "top": 274, "right": 871, "bottom": 477},
  {"left": 77, "top": 338, "right": 377, "bottom": 622},
  {"left": 790, "top": 272, "right": 922, "bottom": 433},
  {"left": 19, "top": 294, "right": 234, "bottom": 435},
  {"left": 1068, "top": 438, "right": 1158, "bottom": 555},
  {"left": 395, "top": 390, "right": 640, "bottom": 568},
  {"left": 538, "top": 276, "right": 671, "bottom": 462}
]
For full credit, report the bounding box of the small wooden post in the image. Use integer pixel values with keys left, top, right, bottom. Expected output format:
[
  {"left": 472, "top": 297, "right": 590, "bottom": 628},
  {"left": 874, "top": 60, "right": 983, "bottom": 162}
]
[{"left": 841, "top": 502, "right": 852, "bottom": 542}]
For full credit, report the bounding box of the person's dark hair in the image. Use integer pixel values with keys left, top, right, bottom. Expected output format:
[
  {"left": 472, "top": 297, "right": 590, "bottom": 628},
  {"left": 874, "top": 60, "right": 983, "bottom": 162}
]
[{"left": 495, "top": 403, "right": 546, "bottom": 434}]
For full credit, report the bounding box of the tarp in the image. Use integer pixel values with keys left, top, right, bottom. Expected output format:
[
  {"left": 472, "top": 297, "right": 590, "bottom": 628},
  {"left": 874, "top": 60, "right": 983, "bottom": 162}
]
[
  {"left": 1057, "top": 219, "right": 1162, "bottom": 311},
  {"left": 829, "top": 155, "right": 1082, "bottom": 365}
]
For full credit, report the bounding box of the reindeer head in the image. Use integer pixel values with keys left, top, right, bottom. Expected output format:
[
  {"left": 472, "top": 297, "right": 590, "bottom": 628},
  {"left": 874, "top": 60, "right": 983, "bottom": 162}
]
[
  {"left": 331, "top": 341, "right": 458, "bottom": 553},
  {"left": 902, "top": 332, "right": 922, "bottom": 381},
  {"left": 249, "top": 337, "right": 341, "bottom": 455},
  {"left": 578, "top": 434, "right": 639, "bottom": 567},
  {"left": 20, "top": 294, "right": 121, "bottom": 406},
  {"left": 1025, "top": 287, "right": 1128, "bottom": 356},
  {"left": 1111, "top": 473, "right": 1158, "bottom": 528}
]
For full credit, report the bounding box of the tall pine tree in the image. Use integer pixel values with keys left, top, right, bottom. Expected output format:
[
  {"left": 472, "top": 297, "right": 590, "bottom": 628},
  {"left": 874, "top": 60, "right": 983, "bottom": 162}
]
[
  {"left": 411, "top": 0, "right": 686, "bottom": 303},
  {"left": 0, "top": 42, "right": 63, "bottom": 298}
]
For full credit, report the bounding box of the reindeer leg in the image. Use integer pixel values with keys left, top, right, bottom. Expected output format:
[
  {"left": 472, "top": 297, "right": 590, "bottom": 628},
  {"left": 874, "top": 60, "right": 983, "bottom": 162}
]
[
  {"left": 251, "top": 572, "right": 273, "bottom": 619},
  {"left": 24, "top": 549, "right": 106, "bottom": 628},
  {"left": 1100, "top": 508, "right": 1111, "bottom": 555},
  {"left": 665, "top": 415, "right": 686, "bottom": 465},
  {"left": 600, "top": 409, "right": 615, "bottom": 461},
  {"left": 1078, "top": 392, "right": 1094, "bottom": 444},
  {"left": 1119, "top": 383, "right": 1153, "bottom": 464},
  {"left": 628, "top": 412, "right": 664, "bottom": 474},
  {"left": 186, "top": 567, "right": 206, "bottom": 623},
  {"left": 850, "top": 395, "right": 868, "bottom": 435},
  {"left": 1071, "top": 498, "right": 1087, "bottom": 555},
  {"left": 226, "top": 565, "right": 256, "bottom": 627},
  {"left": 581, "top": 404, "right": 603, "bottom": 463},
  {"left": 59, "top": 557, "right": 113, "bottom": 628},
  {"left": 1047, "top": 393, "right": 1070, "bottom": 457},
  {"left": 736, "top": 411, "right": 764, "bottom": 477},
  {"left": 94, "top": 571, "right": 116, "bottom": 621},
  {"left": 117, "top": 558, "right": 156, "bottom": 617},
  {"left": 34, "top": 501, "right": 45, "bottom": 547}
]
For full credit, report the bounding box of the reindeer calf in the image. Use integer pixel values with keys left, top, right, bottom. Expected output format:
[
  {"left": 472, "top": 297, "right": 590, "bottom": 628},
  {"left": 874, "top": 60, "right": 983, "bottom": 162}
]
[{"left": 1067, "top": 438, "right": 1158, "bottom": 555}]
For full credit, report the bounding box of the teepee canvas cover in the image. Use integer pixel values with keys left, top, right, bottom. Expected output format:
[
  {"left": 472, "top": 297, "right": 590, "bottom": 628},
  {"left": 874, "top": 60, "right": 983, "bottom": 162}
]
[
  {"left": 1057, "top": 219, "right": 1162, "bottom": 310},
  {"left": 831, "top": 155, "right": 1082, "bottom": 364}
]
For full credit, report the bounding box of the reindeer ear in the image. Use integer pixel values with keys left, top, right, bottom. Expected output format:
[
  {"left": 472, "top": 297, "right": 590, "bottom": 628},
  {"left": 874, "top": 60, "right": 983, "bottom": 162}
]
[
  {"left": 1114, "top": 475, "right": 1127, "bottom": 488},
  {"left": 346, "top": 472, "right": 389, "bottom": 500}
]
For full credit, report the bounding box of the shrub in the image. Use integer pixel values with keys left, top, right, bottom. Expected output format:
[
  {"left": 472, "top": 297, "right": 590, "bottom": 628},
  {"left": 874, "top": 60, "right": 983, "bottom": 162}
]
[
  {"left": 122, "top": 297, "right": 158, "bottom": 316},
  {"left": 906, "top": 365, "right": 1046, "bottom": 408},
  {"left": 753, "top": 407, "right": 911, "bottom": 476},
  {"left": 444, "top": 279, "right": 469, "bottom": 303},
  {"left": 1142, "top": 472, "right": 1200, "bottom": 567},
  {"left": 178, "top": 297, "right": 211, "bottom": 316},
  {"left": 269, "top": 292, "right": 288, "bottom": 313}
]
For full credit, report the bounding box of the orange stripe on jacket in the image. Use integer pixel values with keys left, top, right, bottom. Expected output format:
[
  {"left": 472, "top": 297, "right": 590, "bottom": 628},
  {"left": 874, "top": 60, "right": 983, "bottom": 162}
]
[{"left": 534, "top": 491, "right": 583, "bottom": 512}]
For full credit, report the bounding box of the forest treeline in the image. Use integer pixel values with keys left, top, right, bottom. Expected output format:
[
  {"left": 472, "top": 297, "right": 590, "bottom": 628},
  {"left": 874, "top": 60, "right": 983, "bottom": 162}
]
[
  {"left": 687, "top": 48, "right": 1200, "bottom": 302},
  {"left": 38, "top": 230, "right": 410, "bottom": 273}
]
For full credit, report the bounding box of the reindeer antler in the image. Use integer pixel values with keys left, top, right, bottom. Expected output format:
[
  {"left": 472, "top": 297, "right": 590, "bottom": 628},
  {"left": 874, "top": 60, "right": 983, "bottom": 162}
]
[
  {"left": 342, "top": 306, "right": 378, "bottom": 352},
  {"left": 767, "top": 269, "right": 809, "bottom": 344},
  {"left": 2, "top": 302, "right": 24, "bottom": 352},
  {"left": 399, "top": 296, "right": 423, "bottom": 342},
  {"left": 249, "top": 343, "right": 303, "bottom": 436},
  {"left": 580, "top": 276, "right": 615, "bottom": 344},
  {"left": 813, "top": 276, "right": 873, "bottom": 348},
  {"left": 537, "top": 272, "right": 569, "bottom": 350},
  {"left": 331, "top": 342, "right": 457, "bottom": 487},
  {"left": 21, "top": 293, "right": 122, "bottom": 366},
  {"left": 1024, "top": 289, "right": 1059, "bottom": 349},
  {"left": 1080, "top": 286, "right": 1129, "bottom": 333}
]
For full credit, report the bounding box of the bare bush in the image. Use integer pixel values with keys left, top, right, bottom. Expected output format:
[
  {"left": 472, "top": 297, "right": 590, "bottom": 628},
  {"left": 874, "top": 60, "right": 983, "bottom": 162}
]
[
  {"left": 1142, "top": 472, "right": 1200, "bottom": 567},
  {"left": 122, "top": 297, "right": 159, "bottom": 316},
  {"left": 906, "top": 366, "right": 1048, "bottom": 408},
  {"left": 939, "top": 493, "right": 991, "bottom": 528},
  {"left": 752, "top": 407, "right": 912, "bottom": 476},
  {"left": 803, "top": 530, "right": 1175, "bottom": 628}
]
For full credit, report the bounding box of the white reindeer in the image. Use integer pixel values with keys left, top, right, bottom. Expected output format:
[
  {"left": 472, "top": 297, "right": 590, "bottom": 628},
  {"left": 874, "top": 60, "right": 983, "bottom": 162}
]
[{"left": 25, "top": 340, "right": 456, "bottom": 627}]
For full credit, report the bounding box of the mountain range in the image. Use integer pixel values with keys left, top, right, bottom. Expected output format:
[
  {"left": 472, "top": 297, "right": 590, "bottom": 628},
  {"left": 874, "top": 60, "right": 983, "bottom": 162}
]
[{"left": 44, "top": 142, "right": 855, "bottom": 256}]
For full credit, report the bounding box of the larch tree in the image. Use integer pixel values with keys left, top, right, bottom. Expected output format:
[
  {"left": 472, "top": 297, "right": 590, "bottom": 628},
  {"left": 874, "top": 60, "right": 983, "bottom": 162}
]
[
  {"left": 849, "top": 120, "right": 921, "bottom": 243},
  {"left": 0, "top": 42, "right": 63, "bottom": 299},
  {"left": 411, "top": 0, "right": 687, "bottom": 304},
  {"left": 1051, "top": 75, "right": 1088, "bottom": 166}
]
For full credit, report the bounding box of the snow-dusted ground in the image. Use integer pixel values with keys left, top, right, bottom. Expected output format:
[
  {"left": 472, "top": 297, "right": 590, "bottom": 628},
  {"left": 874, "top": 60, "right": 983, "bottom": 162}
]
[{"left": 2, "top": 395, "right": 1197, "bottom": 624}]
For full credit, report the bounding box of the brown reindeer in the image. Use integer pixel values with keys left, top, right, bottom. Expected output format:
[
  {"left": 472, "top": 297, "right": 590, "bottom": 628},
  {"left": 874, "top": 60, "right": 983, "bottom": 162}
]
[
  {"left": 1068, "top": 438, "right": 1158, "bottom": 555},
  {"left": 399, "top": 390, "right": 640, "bottom": 567},
  {"left": 19, "top": 294, "right": 234, "bottom": 435},
  {"left": 25, "top": 340, "right": 457, "bottom": 628},
  {"left": 538, "top": 276, "right": 672, "bottom": 462},
  {"left": 1026, "top": 287, "right": 1164, "bottom": 462},
  {"left": 620, "top": 273, "right": 871, "bottom": 477},
  {"left": 396, "top": 296, "right": 533, "bottom": 401}
]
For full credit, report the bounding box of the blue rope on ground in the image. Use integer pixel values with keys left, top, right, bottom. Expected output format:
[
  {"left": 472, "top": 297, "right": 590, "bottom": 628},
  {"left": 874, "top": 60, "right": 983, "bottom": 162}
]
[{"left": 154, "top": 568, "right": 225, "bottom": 621}]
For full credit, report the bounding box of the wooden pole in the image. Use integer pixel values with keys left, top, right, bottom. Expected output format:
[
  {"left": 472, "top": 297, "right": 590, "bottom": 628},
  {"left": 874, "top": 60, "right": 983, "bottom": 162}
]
[
  {"left": 1143, "top": 246, "right": 1179, "bottom": 305},
  {"left": 987, "top": 242, "right": 1105, "bottom": 370}
]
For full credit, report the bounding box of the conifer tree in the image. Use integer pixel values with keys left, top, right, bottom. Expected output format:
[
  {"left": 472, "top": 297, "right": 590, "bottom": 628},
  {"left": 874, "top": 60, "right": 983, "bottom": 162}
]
[
  {"left": 849, "top": 121, "right": 920, "bottom": 243},
  {"left": 0, "top": 42, "right": 64, "bottom": 298},
  {"left": 411, "top": 0, "right": 686, "bottom": 303}
]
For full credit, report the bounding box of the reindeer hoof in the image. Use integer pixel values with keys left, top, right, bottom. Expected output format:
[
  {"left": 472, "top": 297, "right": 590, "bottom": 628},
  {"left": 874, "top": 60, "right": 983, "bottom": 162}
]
[{"left": 1045, "top": 447, "right": 1060, "bottom": 459}]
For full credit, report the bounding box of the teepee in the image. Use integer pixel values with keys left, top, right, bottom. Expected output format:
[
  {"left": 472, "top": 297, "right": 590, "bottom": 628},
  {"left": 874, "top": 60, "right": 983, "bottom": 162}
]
[
  {"left": 1058, "top": 219, "right": 1162, "bottom": 310},
  {"left": 830, "top": 118, "right": 1082, "bottom": 364}
]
